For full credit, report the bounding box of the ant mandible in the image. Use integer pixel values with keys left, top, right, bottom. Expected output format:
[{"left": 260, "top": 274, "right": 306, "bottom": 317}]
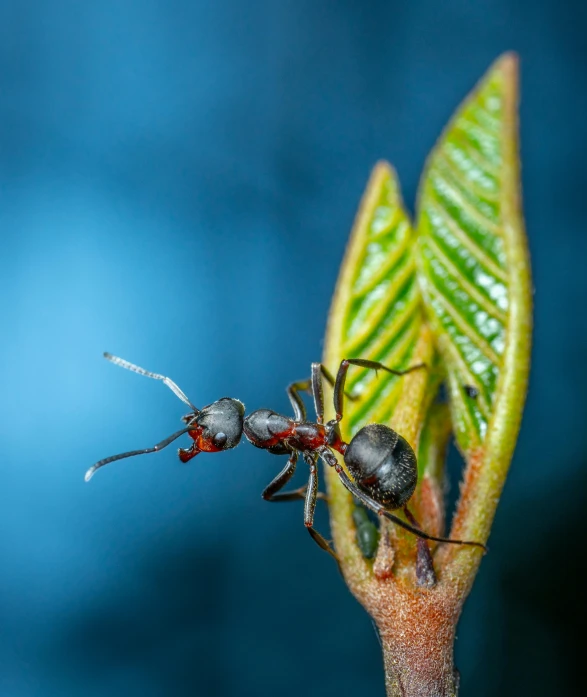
[
  {"left": 84, "top": 353, "right": 245, "bottom": 482},
  {"left": 243, "top": 358, "right": 487, "bottom": 558}
]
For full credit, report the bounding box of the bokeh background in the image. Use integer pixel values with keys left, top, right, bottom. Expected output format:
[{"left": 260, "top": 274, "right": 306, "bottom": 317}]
[{"left": 1, "top": 2, "right": 586, "bottom": 696}]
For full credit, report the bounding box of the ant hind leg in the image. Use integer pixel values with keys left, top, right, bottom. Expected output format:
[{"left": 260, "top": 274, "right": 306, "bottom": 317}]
[{"left": 334, "top": 464, "right": 487, "bottom": 552}]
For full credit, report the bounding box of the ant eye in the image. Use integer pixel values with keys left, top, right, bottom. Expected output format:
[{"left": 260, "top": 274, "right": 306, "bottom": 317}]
[{"left": 213, "top": 432, "right": 228, "bottom": 449}]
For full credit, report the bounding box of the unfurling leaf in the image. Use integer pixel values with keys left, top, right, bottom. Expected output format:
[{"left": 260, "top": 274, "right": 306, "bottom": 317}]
[
  {"left": 320, "top": 53, "right": 531, "bottom": 696},
  {"left": 324, "top": 162, "right": 436, "bottom": 573},
  {"left": 416, "top": 53, "right": 531, "bottom": 565}
]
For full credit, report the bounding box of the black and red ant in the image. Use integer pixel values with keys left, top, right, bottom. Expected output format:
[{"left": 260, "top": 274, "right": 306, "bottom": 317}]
[
  {"left": 84, "top": 353, "right": 245, "bottom": 482},
  {"left": 86, "top": 353, "right": 486, "bottom": 557},
  {"left": 243, "top": 358, "right": 487, "bottom": 557}
]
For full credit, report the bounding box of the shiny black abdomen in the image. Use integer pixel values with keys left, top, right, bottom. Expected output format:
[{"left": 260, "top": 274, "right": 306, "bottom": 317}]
[{"left": 344, "top": 423, "right": 417, "bottom": 510}]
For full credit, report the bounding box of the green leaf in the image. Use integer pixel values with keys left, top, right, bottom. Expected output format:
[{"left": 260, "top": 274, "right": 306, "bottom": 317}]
[
  {"left": 324, "top": 162, "right": 436, "bottom": 573},
  {"left": 416, "top": 54, "right": 532, "bottom": 560},
  {"left": 319, "top": 55, "right": 531, "bottom": 695},
  {"left": 325, "top": 162, "right": 435, "bottom": 442}
]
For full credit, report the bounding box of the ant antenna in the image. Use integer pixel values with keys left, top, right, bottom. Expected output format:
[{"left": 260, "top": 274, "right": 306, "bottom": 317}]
[
  {"left": 103, "top": 353, "right": 199, "bottom": 413},
  {"left": 84, "top": 426, "right": 193, "bottom": 482}
]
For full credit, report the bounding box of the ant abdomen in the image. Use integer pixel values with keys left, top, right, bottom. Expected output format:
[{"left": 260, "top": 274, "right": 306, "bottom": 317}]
[{"left": 344, "top": 423, "right": 417, "bottom": 510}]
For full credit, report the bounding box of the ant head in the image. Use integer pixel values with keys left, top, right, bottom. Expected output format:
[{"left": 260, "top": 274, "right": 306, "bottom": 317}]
[
  {"left": 195, "top": 398, "right": 245, "bottom": 452},
  {"left": 243, "top": 409, "right": 292, "bottom": 452},
  {"left": 85, "top": 355, "right": 245, "bottom": 481},
  {"left": 345, "top": 424, "right": 417, "bottom": 510}
]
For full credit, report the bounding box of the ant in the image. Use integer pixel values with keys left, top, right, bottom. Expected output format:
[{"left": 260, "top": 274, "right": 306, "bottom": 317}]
[
  {"left": 84, "top": 353, "right": 245, "bottom": 482},
  {"left": 85, "top": 353, "right": 486, "bottom": 559},
  {"left": 243, "top": 358, "right": 487, "bottom": 559}
]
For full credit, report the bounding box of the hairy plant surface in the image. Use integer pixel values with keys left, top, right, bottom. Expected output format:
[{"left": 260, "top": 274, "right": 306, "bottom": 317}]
[{"left": 323, "top": 53, "right": 531, "bottom": 697}]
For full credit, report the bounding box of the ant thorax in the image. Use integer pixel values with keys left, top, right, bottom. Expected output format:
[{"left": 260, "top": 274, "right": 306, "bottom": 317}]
[{"left": 288, "top": 421, "right": 327, "bottom": 452}]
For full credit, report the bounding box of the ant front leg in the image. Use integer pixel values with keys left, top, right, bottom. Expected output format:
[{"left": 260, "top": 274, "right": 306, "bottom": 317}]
[
  {"left": 310, "top": 363, "right": 325, "bottom": 424},
  {"left": 309, "top": 363, "right": 359, "bottom": 424},
  {"left": 332, "top": 358, "right": 426, "bottom": 421},
  {"left": 287, "top": 362, "right": 346, "bottom": 424},
  {"left": 288, "top": 363, "right": 358, "bottom": 427}
]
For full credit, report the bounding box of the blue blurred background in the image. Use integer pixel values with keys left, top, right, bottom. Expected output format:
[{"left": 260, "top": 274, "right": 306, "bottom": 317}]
[{"left": 1, "top": 1, "right": 585, "bottom": 695}]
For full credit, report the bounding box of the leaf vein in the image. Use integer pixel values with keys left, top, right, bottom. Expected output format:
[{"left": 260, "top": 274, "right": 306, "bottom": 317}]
[
  {"left": 422, "top": 277, "right": 501, "bottom": 367},
  {"left": 423, "top": 199, "right": 508, "bottom": 282},
  {"left": 422, "top": 235, "right": 507, "bottom": 324}
]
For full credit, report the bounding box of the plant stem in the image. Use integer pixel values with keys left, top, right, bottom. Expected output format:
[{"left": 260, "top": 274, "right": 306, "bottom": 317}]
[
  {"left": 379, "top": 606, "right": 457, "bottom": 696},
  {"left": 355, "top": 578, "right": 462, "bottom": 697}
]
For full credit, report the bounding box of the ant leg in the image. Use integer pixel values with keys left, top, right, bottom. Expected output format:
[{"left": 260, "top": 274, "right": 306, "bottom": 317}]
[
  {"left": 307, "top": 527, "right": 338, "bottom": 560},
  {"left": 333, "top": 464, "right": 487, "bottom": 552},
  {"left": 288, "top": 364, "right": 358, "bottom": 425},
  {"left": 311, "top": 363, "right": 325, "bottom": 423},
  {"left": 268, "top": 485, "right": 327, "bottom": 502},
  {"left": 262, "top": 451, "right": 298, "bottom": 500},
  {"left": 286, "top": 381, "right": 310, "bottom": 421},
  {"left": 263, "top": 451, "right": 327, "bottom": 502},
  {"left": 332, "top": 359, "right": 426, "bottom": 421},
  {"left": 85, "top": 426, "right": 194, "bottom": 482},
  {"left": 403, "top": 506, "right": 421, "bottom": 528},
  {"left": 303, "top": 455, "right": 339, "bottom": 562},
  {"left": 311, "top": 363, "right": 359, "bottom": 424}
]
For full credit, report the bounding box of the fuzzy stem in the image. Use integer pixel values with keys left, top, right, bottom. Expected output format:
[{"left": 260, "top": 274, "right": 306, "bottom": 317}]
[
  {"left": 381, "top": 631, "right": 457, "bottom": 697},
  {"left": 356, "top": 580, "right": 461, "bottom": 697}
]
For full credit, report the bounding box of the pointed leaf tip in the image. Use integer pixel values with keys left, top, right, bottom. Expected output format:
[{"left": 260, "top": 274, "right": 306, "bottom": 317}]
[{"left": 416, "top": 54, "right": 531, "bottom": 557}]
